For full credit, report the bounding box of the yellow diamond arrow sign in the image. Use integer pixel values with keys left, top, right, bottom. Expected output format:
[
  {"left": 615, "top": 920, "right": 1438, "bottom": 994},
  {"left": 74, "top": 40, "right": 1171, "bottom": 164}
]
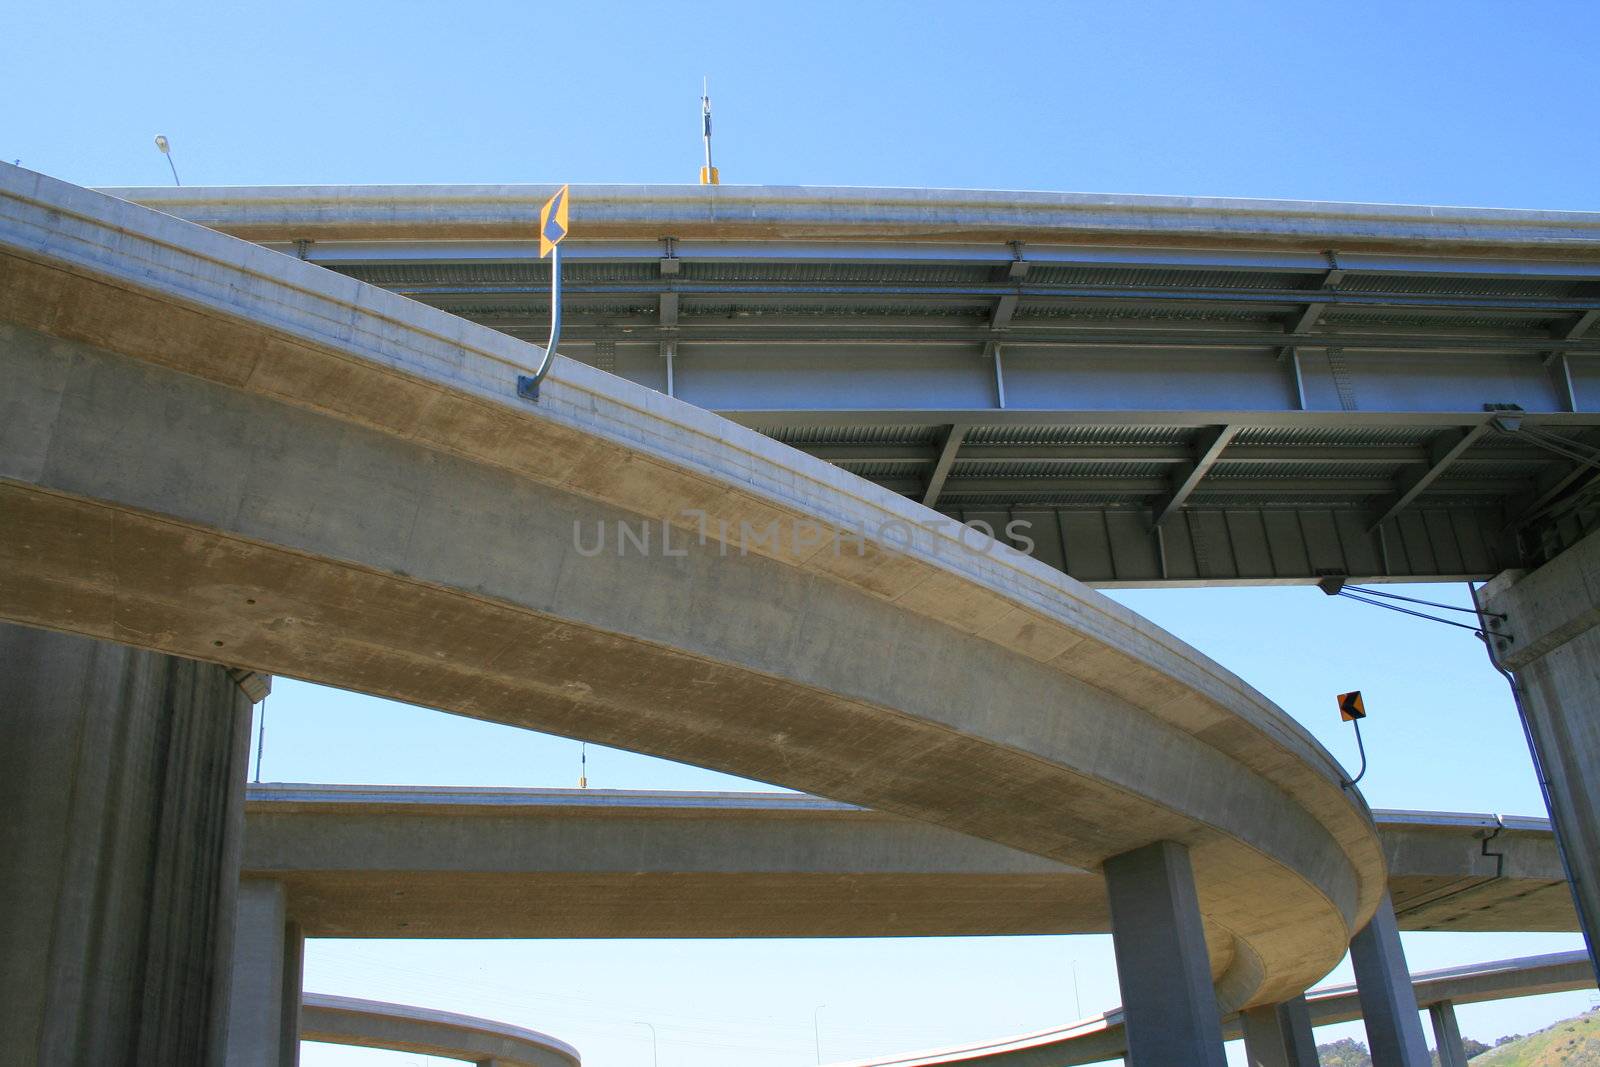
[
  {"left": 539, "top": 185, "right": 570, "bottom": 258},
  {"left": 1337, "top": 690, "right": 1366, "bottom": 722}
]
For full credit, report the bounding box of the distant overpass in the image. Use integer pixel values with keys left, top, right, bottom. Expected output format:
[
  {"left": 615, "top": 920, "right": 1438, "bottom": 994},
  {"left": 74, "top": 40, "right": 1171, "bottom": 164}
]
[
  {"left": 108, "top": 183, "right": 1600, "bottom": 586},
  {"left": 830, "top": 951, "right": 1596, "bottom": 1067},
  {"left": 242, "top": 785, "right": 1577, "bottom": 938},
  {"left": 288, "top": 950, "right": 1595, "bottom": 1067},
  {"left": 300, "top": 994, "right": 579, "bottom": 1067}
]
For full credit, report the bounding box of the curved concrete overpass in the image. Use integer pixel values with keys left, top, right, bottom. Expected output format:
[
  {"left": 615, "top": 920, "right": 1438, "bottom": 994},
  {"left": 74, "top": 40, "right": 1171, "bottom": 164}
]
[
  {"left": 300, "top": 993, "right": 580, "bottom": 1066},
  {"left": 285, "top": 952, "right": 1592, "bottom": 1067},
  {"left": 829, "top": 951, "right": 1596, "bottom": 1067},
  {"left": 1, "top": 163, "right": 1381, "bottom": 1012},
  {"left": 242, "top": 785, "right": 1577, "bottom": 938}
]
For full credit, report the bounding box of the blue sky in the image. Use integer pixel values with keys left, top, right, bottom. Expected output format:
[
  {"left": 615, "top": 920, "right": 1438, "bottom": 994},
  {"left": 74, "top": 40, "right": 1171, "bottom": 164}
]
[
  {"left": 7, "top": 1, "right": 1598, "bottom": 1062},
  {"left": 6, "top": 1, "right": 1600, "bottom": 209}
]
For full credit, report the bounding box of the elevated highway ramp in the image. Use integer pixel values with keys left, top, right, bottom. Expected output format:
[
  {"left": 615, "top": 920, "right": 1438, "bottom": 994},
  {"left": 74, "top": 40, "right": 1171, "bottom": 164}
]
[{"left": 0, "top": 163, "right": 1385, "bottom": 1013}]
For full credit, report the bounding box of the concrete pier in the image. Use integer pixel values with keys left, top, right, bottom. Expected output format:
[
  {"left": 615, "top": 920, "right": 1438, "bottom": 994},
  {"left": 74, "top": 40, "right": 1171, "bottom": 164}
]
[
  {"left": 1484, "top": 537, "right": 1600, "bottom": 978},
  {"left": 1349, "top": 892, "right": 1430, "bottom": 1066},
  {"left": 227, "top": 880, "right": 304, "bottom": 1067},
  {"left": 1241, "top": 996, "right": 1319, "bottom": 1067},
  {"left": 1429, "top": 1000, "right": 1467, "bottom": 1067},
  {"left": 0, "top": 624, "right": 255, "bottom": 1067},
  {"left": 1104, "top": 840, "right": 1227, "bottom": 1067}
]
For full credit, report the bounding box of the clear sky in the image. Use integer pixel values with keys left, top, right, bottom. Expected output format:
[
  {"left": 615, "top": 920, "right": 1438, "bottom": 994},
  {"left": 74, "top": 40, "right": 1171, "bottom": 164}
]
[{"left": 7, "top": 1, "right": 1598, "bottom": 1063}]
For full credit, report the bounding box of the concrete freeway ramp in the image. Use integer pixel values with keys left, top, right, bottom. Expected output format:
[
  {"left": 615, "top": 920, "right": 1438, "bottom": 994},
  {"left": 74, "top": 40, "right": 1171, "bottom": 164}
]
[
  {"left": 286, "top": 952, "right": 1593, "bottom": 1067},
  {"left": 0, "top": 164, "right": 1381, "bottom": 1011},
  {"left": 242, "top": 786, "right": 1576, "bottom": 939},
  {"left": 300, "top": 994, "right": 580, "bottom": 1066},
  {"left": 827, "top": 951, "right": 1597, "bottom": 1067}
]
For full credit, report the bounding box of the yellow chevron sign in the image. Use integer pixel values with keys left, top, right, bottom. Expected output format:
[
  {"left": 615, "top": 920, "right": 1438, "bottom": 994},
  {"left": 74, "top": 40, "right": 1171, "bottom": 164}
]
[
  {"left": 539, "top": 185, "right": 569, "bottom": 258},
  {"left": 1338, "top": 690, "right": 1366, "bottom": 722}
]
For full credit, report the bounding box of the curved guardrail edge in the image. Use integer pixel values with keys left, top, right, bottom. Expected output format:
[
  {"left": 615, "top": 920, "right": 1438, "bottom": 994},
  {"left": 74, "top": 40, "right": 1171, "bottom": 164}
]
[
  {"left": 823, "top": 950, "right": 1595, "bottom": 1067},
  {"left": 301, "top": 992, "right": 582, "bottom": 1065}
]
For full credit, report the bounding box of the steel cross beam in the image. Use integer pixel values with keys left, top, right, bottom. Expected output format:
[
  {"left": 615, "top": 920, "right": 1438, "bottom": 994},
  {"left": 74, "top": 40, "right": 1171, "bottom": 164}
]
[
  {"left": 1286, "top": 246, "right": 1342, "bottom": 338},
  {"left": 806, "top": 442, "right": 1551, "bottom": 466},
  {"left": 1506, "top": 428, "right": 1600, "bottom": 528},
  {"left": 889, "top": 476, "right": 1523, "bottom": 495},
  {"left": 991, "top": 294, "right": 1020, "bottom": 329},
  {"left": 1538, "top": 310, "right": 1598, "bottom": 412},
  {"left": 492, "top": 322, "right": 1600, "bottom": 355},
  {"left": 979, "top": 287, "right": 1017, "bottom": 363},
  {"left": 922, "top": 423, "right": 970, "bottom": 507},
  {"left": 391, "top": 278, "right": 1600, "bottom": 318},
  {"left": 879, "top": 474, "right": 1528, "bottom": 498},
  {"left": 1368, "top": 424, "right": 1493, "bottom": 532},
  {"left": 658, "top": 290, "right": 679, "bottom": 392},
  {"left": 1155, "top": 426, "right": 1239, "bottom": 526}
]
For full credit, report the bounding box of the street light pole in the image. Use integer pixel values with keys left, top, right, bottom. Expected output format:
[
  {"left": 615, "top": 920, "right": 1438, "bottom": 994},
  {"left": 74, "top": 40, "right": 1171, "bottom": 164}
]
[
  {"left": 813, "top": 1003, "right": 827, "bottom": 1064},
  {"left": 635, "top": 1020, "right": 659, "bottom": 1066},
  {"left": 153, "top": 135, "right": 180, "bottom": 186}
]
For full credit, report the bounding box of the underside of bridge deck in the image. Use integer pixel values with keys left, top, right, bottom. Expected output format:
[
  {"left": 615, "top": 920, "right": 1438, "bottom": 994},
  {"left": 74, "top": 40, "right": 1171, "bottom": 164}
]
[{"left": 111, "top": 183, "right": 1600, "bottom": 586}]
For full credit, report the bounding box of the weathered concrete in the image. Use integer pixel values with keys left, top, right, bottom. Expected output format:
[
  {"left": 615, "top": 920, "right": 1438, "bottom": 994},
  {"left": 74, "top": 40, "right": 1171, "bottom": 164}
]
[
  {"left": 240, "top": 785, "right": 1575, "bottom": 938},
  {"left": 1429, "top": 1000, "right": 1467, "bottom": 1067},
  {"left": 0, "top": 163, "right": 1384, "bottom": 1009},
  {"left": 1240, "top": 997, "right": 1317, "bottom": 1067},
  {"left": 1349, "top": 893, "right": 1430, "bottom": 1066},
  {"left": 831, "top": 951, "right": 1595, "bottom": 1067},
  {"left": 1483, "top": 538, "right": 1600, "bottom": 976},
  {"left": 228, "top": 880, "right": 304, "bottom": 1067},
  {"left": 0, "top": 623, "right": 254, "bottom": 1067},
  {"left": 1381, "top": 810, "right": 1576, "bottom": 932},
  {"left": 1104, "top": 840, "right": 1227, "bottom": 1067},
  {"left": 107, "top": 182, "right": 1600, "bottom": 254},
  {"left": 1306, "top": 950, "right": 1595, "bottom": 1021},
  {"left": 300, "top": 994, "right": 580, "bottom": 1067},
  {"left": 1276, "top": 997, "right": 1319, "bottom": 1066}
]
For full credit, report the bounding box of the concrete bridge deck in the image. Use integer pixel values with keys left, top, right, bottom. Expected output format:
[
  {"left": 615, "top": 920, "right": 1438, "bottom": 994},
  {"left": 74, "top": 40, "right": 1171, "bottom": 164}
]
[
  {"left": 243, "top": 785, "right": 1576, "bottom": 938},
  {"left": 0, "top": 162, "right": 1387, "bottom": 1013},
  {"left": 287, "top": 951, "right": 1593, "bottom": 1067},
  {"left": 104, "top": 182, "right": 1600, "bottom": 585},
  {"left": 299, "top": 994, "right": 580, "bottom": 1067},
  {"left": 831, "top": 950, "right": 1596, "bottom": 1067}
]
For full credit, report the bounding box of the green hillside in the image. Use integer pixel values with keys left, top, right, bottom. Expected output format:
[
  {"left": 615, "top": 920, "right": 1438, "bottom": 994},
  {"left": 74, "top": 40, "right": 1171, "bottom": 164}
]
[
  {"left": 1474, "top": 1008, "right": 1600, "bottom": 1066},
  {"left": 1311, "top": 1009, "right": 1600, "bottom": 1066}
]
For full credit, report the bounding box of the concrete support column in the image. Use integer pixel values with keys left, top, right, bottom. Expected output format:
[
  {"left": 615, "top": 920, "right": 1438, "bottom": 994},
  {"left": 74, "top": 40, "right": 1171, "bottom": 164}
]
[
  {"left": 1104, "top": 840, "right": 1226, "bottom": 1067},
  {"left": 1429, "top": 1000, "right": 1468, "bottom": 1067},
  {"left": 1241, "top": 995, "right": 1319, "bottom": 1067},
  {"left": 1483, "top": 545, "right": 1600, "bottom": 978},
  {"left": 227, "top": 880, "right": 305, "bottom": 1067},
  {"left": 0, "top": 624, "right": 255, "bottom": 1067},
  {"left": 1349, "top": 892, "right": 1430, "bottom": 1066}
]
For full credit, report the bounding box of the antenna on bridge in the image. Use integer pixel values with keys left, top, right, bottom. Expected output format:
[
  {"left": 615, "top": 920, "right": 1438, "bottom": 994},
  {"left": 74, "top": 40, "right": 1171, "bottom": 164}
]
[{"left": 699, "top": 78, "right": 719, "bottom": 186}]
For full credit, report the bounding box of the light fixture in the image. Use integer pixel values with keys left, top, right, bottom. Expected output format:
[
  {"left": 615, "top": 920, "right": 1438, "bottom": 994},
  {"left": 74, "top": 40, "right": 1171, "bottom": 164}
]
[{"left": 154, "top": 135, "right": 181, "bottom": 186}]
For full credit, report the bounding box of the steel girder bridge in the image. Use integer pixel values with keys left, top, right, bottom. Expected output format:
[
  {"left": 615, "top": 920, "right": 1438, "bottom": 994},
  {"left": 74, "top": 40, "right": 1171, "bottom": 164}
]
[{"left": 117, "top": 183, "right": 1600, "bottom": 587}]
